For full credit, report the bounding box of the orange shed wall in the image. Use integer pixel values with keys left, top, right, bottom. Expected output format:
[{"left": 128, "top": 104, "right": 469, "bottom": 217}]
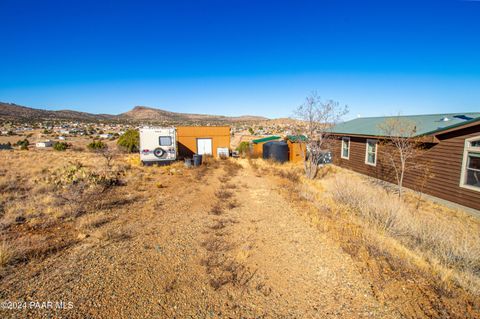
[
  {"left": 176, "top": 126, "right": 231, "bottom": 158},
  {"left": 288, "top": 141, "right": 306, "bottom": 163},
  {"left": 252, "top": 143, "right": 263, "bottom": 158}
]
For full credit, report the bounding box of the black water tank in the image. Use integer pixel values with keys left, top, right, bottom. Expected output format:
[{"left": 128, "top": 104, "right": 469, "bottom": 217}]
[
  {"left": 262, "top": 142, "right": 273, "bottom": 159},
  {"left": 269, "top": 142, "right": 289, "bottom": 163}
]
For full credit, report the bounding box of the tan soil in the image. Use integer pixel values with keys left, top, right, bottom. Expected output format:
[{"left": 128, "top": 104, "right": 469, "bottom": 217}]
[{"left": 0, "top": 156, "right": 478, "bottom": 318}]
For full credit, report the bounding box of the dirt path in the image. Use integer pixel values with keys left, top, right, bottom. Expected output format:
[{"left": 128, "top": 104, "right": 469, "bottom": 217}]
[{"left": 1, "top": 161, "right": 398, "bottom": 318}]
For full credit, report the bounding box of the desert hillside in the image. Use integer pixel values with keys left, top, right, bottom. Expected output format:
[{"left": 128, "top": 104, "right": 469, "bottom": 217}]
[
  {"left": 0, "top": 102, "right": 267, "bottom": 124},
  {"left": 120, "top": 105, "right": 267, "bottom": 123}
]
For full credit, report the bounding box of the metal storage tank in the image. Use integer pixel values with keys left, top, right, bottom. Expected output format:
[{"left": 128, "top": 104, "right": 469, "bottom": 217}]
[
  {"left": 269, "top": 141, "right": 289, "bottom": 163},
  {"left": 262, "top": 141, "right": 274, "bottom": 159}
]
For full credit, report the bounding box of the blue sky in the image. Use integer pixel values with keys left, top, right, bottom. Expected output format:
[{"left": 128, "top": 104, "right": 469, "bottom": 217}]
[{"left": 0, "top": 0, "right": 479, "bottom": 119}]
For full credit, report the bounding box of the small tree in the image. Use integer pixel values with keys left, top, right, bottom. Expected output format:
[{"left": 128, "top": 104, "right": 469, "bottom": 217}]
[
  {"left": 378, "top": 116, "right": 428, "bottom": 198},
  {"left": 53, "top": 142, "right": 69, "bottom": 151},
  {"left": 117, "top": 129, "right": 139, "bottom": 153},
  {"left": 16, "top": 139, "right": 29, "bottom": 150},
  {"left": 87, "top": 140, "right": 107, "bottom": 151},
  {"left": 236, "top": 141, "right": 250, "bottom": 158},
  {"left": 293, "top": 92, "right": 348, "bottom": 179}
]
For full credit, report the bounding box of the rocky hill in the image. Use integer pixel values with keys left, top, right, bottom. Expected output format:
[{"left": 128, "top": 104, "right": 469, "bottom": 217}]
[
  {"left": 0, "top": 102, "right": 116, "bottom": 122},
  {"left": 119, "top": 106, "right": 267, "bottom": 123},
  {"left": 0, "top": 102, "right": 267, "bottom": 124}
]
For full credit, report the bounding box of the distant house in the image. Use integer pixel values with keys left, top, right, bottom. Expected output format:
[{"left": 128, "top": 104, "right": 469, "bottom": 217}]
[
  {"left": 35, "top": 140, "right": 53, "bottom": 148},
  {"left": 99, "top": 133, "right": 113, "bottom": 139},
  {"left": 330, "top": 113, "right": 480, "bottom": 211}
]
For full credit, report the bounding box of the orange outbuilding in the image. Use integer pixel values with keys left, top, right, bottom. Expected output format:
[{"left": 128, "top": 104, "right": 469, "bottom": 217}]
[
  {"left": 286, "top": 135, "right": 307, "bottom": 163},
  {"left": 176, "top": 126, "right": 230, "bottom": 158}
]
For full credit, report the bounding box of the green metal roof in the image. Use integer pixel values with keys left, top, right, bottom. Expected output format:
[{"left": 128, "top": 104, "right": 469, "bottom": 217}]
[
  {"left": 286, "top": 135, "right": 308, "bottom": 142},
  {"left": 251, "top": 135, "right": 281, "bottom": 144},
  {"left": 331, "top": 113, "right": 480, "bottom": 137}
]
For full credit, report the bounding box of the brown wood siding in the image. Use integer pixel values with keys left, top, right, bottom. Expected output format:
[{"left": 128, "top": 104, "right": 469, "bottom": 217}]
[{"left": 332, "top": 124, "right": 480, "bottom": 210}]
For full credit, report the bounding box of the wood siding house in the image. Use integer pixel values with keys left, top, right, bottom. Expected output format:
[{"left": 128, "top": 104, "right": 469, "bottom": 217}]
[{"left": 330, "top": 113, "right": 480, "bottom": 211}]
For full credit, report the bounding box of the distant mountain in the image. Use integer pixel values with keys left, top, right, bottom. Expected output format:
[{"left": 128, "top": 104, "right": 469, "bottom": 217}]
[
  {"left": 0, "top": 102, "right": 268, "bottom": 124},
  {"left": 120, "top": 106, "right": 267, "bottom": 123},
  {"left": 0, "top": 102, "right": 116, "bottom": 122}
]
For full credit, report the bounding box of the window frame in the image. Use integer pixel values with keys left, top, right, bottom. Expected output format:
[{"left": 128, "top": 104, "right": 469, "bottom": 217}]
[
  {"left": 159, "top": 136, "right": 173, "bottom": 147},
  {"left": 460, "top": 136, "right": 480, "bottom": 192},
  {"left": 365, "top": 139, "right": 378, "bottom": 166},
  {"left": 341, "top": 137, "right": 350, "bottom": 160}
]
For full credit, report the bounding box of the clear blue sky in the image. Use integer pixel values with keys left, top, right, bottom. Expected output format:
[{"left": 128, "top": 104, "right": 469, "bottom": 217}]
[{"left": 0, "top": 0, "right": 479, "bottom": 119}]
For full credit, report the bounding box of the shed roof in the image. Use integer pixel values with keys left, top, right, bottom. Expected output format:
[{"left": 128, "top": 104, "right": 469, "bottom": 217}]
[
  {"left": 252, "top": 136, "right": 281, "bottom": 144},
  {"left": 331, "top": 113, "right": 480, "bottom": 137}
]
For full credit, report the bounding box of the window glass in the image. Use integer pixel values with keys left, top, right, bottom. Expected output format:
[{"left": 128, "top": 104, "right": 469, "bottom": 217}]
[
  {"left": 467, "top": 153, "right": 480, "bottom": 170},
  {"left": 159, "top": 136, "right": 172, "bottom": 146},
  {"left": 466, "top": 153, "right": 480, "bottom": 187},
  {"left": 342, "top": 138, "right": 349, "bottom": 158},
  {"left": 471, "top": 140, "right": 480, "bottom": 148},
  {"left": 366, "top": 140, "right": 376, "bottom": 164}
]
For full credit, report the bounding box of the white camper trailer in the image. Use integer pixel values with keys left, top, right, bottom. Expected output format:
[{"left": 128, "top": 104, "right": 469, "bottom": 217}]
[{"left": 139, "top": 127, "right": 177, "bottom": 165}]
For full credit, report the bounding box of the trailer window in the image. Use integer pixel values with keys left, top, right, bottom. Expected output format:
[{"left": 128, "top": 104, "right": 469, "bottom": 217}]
[{"left": 159, "top": 136, "right": 172, "bottom": 146}]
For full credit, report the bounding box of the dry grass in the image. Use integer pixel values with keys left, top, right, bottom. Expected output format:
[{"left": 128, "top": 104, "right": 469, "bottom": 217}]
[
  {"left": 0, "top": 241, "right": 13, "bottom": 268},
  {"left": 329, "top": 175, "right": 480, "bottom": 293}
]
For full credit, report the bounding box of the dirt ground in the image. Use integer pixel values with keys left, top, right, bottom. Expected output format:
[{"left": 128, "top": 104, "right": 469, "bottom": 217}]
[{"left": 0, "top": 151, "right": 479, "bottom": 318}]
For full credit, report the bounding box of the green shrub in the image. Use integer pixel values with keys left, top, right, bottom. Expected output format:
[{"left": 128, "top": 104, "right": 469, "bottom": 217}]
[
  {"left": 87, "top": 140, "right": 107, "bottom": 151},
  {"left": 53, "top": 142, "right": 69, "bottom": 151},
  {"left": 236, "top": 141, "right": 250, "bottom": 157},
  {"left": 16, "top": 139, "right": 29, "bottom": 150},
  {"left": 117, "top": 129, "right": 139, "bottom": 153}
]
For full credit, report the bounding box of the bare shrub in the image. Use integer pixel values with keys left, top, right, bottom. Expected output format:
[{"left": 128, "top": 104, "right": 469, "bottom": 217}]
[
  {"left": 215, "top": 190, "right": 233, "bottom": 200},
  {"left": 293, "top": 91, "right": 348, "bottom": 179},
  {"left": 227, "top": 200, "right": 239, "bottom": 210},
  {"left": 46, "top": 161, "right": 125, "bottom": 217},
  {"left": 210, "top": 204, "right": 224, "bottom": 216}
]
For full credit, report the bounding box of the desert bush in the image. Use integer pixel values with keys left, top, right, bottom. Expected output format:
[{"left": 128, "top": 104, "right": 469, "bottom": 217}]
[
  {"left": 87, "top": 140, "right": 107, "bottom": 151},
  {"left": 53, "top": 141, "right": 69, "bottom": 151},
  {"left": 215, "top": 190, "right": 233, "bottom": 200},
  {"left": 46, "top": 161, "right": 125, "bottom": 217},
  {"left": 236, "top": 141, "right": 250, "bottom": 157},
  {"left": 15, "top": 139, "right": 29, "bottom": 150},
  {"left": 117, "top": 129, "right": 139, "bottom": 153},
  {"left": 330, "top": 176, "right": 480, "bottom": 279}
]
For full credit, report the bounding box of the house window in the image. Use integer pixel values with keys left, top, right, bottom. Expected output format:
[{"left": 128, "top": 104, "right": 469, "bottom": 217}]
[
  {"left": 365, "top": 139, "right": 377, "bottom": 166},
  {"left": 341, "top": 137, "right": 350, "bottom": 159},
  {"left": 460, "top": 137, "right": 480, "bottom": 191},
  {"left": 159, "top": 136, "right": 172, "bottom": 146}
]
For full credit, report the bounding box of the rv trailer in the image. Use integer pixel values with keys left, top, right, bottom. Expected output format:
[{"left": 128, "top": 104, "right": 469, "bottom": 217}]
[{"left": 139, "top": 127, "right": 177, "bottom": 165}]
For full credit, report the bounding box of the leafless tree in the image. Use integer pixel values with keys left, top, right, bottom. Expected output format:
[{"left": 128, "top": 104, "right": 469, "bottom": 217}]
[
  {"left": 378, "top": 116, "right": 430, "bottom": 198},
  {"left": 294, "top": 92, "right": 348, "bottom": 179}
]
